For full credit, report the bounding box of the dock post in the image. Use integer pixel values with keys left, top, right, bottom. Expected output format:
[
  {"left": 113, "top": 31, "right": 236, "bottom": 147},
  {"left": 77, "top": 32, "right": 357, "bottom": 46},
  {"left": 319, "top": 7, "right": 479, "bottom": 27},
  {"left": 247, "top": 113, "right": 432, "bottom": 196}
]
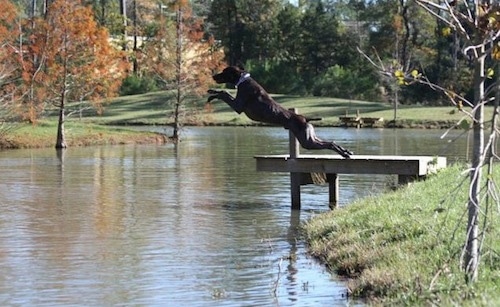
[
  {"left": 327, "top": 174, "right": 339, "bottom": 209},
  {"left": 289, "top": 108, "right": 301, "bottom": 210},
  {"left": 356, "top": 109, "right": 361, "bottom": 128}
]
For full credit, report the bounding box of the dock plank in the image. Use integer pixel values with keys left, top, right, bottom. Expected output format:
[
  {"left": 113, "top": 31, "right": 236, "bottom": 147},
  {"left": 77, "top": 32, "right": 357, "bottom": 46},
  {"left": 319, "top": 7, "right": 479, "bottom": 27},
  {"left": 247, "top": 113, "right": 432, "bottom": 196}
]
[{"left": 255, "top": 154, "right": 446, "bottom": 176}]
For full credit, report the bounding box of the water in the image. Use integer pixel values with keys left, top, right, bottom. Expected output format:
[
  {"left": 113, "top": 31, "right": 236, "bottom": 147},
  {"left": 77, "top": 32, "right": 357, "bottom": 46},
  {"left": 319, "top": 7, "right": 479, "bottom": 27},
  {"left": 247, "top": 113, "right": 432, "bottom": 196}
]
[{"left": 0, "top": 126, "right": 469, "bottom": 306}]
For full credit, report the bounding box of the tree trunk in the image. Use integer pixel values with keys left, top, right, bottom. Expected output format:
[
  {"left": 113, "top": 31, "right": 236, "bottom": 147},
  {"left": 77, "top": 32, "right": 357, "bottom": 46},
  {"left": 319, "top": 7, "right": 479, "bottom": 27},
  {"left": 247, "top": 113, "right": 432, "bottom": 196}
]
[
  {"left": 394, "top": 89, "right": 398, "bottom": 121},
  {"left": 56, "top": 55, "right": 67, "bottom": 149},
  {"left": 43, "top": 0, "right": 49, "bottom": 16},
  {"left": 172, "top": 7, "right": 182, "bottom": 141},
  {"left": 55, "top": 97, "right": 67, "bottom": 149},
  {"left": 132, "top": 0, "right": 138, "bottom": 73},
  {"left": 120, "top": 0, "right": 127, "bottom": 51},
  {"left": 464, "top": 44, "right": 485, "bottom": 283},
  {"left": 31, "top": 0, "right": 37, "bottom": 18}
]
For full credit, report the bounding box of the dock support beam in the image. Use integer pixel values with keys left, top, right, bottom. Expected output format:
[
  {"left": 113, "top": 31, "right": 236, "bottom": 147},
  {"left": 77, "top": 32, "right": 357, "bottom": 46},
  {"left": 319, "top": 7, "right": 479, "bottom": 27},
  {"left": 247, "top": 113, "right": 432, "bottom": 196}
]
[
  {"left": 327, "top": 174, "right": 339, "bottom": 209},
  {"left": 288, "top": 108, "right": 340, "bottom": 210},
  {"left": 289, "top": 108, "right": 301, "bottom": 210}
]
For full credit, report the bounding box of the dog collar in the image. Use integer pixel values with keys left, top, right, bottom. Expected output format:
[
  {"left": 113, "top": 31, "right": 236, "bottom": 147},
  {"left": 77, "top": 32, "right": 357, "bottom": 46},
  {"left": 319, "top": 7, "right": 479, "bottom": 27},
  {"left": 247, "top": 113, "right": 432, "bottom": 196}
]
[{"left": 235, "top": 73, "right": 251, "bottom": 88}]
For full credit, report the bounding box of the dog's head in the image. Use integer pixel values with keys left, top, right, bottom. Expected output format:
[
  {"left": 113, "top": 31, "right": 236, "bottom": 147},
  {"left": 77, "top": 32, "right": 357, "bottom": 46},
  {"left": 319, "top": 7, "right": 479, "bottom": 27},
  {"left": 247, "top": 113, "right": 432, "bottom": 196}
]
[{"left": 212, "top": 66, "right": 246, "bottom": 85}]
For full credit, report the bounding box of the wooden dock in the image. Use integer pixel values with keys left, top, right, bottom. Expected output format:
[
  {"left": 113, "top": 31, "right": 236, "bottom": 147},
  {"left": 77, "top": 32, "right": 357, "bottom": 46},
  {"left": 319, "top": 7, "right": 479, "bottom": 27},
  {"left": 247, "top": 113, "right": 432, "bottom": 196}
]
[{"left": 254, "top": 109, "right": 446, "bottom": 210}]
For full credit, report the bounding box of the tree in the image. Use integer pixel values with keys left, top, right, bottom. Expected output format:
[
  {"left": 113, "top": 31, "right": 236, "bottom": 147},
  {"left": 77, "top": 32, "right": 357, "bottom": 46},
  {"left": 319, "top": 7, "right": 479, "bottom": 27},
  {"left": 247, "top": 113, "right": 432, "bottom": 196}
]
[
  {"left": 298, "top": 1, "right": 343, "bottom": 90},
  {"left": 84, "top": 0, "right": 124, "bottom": 35},
  {"left": 413, "top": 0, "right": 500, "bottom": 283},
  {"left": 27, "top": 0, "right": 127, "bottom": 148},
  {"left": 245, "top": 2, "right": 303, "bottom": 94},
  {"left": 0, "top": 0, "right": 20, "bottom": 130},
  {"left": 208, "top": 0, "right": 282, "bottom": 65},
  {"left": 2, "top": 0, "right": 48, "bottom": 123},
  {"left": 361, "top": 0, "right": 500, "bottom": 284},
  {"left": 141, "top": 0, "right": 223, "bottom": 141},
  {"left": 207, "top": 0, "right": 241, "bottom": 65}
]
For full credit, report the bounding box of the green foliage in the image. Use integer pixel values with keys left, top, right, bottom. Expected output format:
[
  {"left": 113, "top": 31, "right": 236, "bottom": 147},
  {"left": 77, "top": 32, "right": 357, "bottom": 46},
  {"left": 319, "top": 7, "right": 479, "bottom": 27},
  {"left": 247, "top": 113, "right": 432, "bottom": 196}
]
[
  {"left": 274, "top": 2, "right": 303, "bottom": 62},
  {"left": 84, "top": 0, "right": 123, "bottom": 35},
  {"left": 5, "top": 0, "right": 492, "bottom": 105},
  {"left": 245, "top": 59, "right": 306, "bottom": 95},
  {"left": 120, "top": 74, "right": 159, "bottom": 96},
  {"left": 207, "top": 0, "right": 282, "bottom": 65},
  {"left": 312, "top": 64, "right": 380, "bottom": 101},
  {"left": 299, "top": 1, "right": 343, "bottom": 88}
]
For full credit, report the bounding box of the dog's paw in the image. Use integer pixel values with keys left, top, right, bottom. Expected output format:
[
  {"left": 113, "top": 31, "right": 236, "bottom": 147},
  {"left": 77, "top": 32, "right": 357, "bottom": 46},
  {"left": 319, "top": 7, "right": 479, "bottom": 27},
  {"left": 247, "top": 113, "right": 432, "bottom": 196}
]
[
  {"left": 331, "top": 143, "right": 353, "bottom": 159},
  {"left": 207, "top": 95, "right": 218, "bottom": 103},
  {"left": 207, "top": 89, "right": 221, "bottom": 95},
  {"left": 340, "top": 147, "right": 353, "bottom": 158}
]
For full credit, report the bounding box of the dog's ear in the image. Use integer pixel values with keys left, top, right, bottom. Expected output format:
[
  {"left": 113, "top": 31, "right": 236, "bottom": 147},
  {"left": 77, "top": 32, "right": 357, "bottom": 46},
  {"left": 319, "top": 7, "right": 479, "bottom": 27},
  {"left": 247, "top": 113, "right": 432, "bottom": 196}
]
[{"left": 235, "top": 61, "right": 245, "bottom": 71}]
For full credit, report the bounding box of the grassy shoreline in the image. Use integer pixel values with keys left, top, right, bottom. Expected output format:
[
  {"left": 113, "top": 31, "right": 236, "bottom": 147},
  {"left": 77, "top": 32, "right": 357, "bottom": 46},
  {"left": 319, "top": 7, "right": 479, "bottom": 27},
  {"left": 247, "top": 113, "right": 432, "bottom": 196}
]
[
  {"left": 67, "top": 91, "right": 494, "bottom": 129},
  {"left": 302, "top": 165, "right": 500, "bottom": 305},
  {"left": 0, "top": 120, "right": 168, "bottom": 150},
  {"left": 4, "top": 90, "right": 489, "bottom": 150}
]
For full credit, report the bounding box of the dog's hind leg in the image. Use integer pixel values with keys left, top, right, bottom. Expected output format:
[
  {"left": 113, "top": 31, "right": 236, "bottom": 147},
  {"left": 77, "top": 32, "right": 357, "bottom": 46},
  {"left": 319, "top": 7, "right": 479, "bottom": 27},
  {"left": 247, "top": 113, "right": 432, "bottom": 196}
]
[{"left": 293, "top": 123, "right": 352, "bottom": 158}]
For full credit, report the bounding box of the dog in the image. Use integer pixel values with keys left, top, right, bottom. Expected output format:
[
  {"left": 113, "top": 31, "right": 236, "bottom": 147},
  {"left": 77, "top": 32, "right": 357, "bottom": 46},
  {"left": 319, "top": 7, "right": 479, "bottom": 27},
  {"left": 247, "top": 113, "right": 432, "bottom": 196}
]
[{"left": 207, "top": 66, "right": 352, "bottom": 158}]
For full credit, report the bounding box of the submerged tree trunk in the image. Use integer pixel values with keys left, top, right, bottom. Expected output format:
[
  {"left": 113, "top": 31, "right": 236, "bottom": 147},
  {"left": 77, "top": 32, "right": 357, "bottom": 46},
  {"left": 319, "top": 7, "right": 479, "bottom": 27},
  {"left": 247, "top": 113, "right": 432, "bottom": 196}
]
[
  {"left": 172, "top": 6, "right": 182, "bottom": 141},
  {"left": 56, "top": 62, "right": 67, "bottom": 149},
  {"left": 55, "top": 98, "right": 66, "bottom": 149}
]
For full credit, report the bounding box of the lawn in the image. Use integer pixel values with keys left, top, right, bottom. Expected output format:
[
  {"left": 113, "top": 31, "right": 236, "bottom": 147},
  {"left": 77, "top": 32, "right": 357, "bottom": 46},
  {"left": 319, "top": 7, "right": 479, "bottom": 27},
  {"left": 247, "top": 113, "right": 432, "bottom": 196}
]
[
  {"left": 71, "top": 90, "right": 490, "bottom": 128},
  {"left": 1, "top": 120, "right": 167, "bottom": 149},
  {"left": 3, "top": 89, "right": 494, "bottom": 149}
]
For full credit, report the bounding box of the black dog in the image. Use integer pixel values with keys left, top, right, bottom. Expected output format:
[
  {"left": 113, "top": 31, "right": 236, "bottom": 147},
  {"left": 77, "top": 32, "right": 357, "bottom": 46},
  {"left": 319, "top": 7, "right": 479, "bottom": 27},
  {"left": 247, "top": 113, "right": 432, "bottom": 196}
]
[{"left": 207, "top": 66, "right": 352, "bottom": 158}]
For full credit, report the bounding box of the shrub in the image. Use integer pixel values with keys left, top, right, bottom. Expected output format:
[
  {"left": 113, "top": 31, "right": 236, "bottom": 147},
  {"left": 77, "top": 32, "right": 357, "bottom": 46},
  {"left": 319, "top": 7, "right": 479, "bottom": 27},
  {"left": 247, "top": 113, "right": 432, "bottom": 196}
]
[
  {"left": 312, "top": 65, "right": 380, "bottom": 101},
  {"left": 245, "top": 59, "right": 307, "bottom": 95},
  {"left": 120, "top": 74, "right": 158, "bottom": 96}
]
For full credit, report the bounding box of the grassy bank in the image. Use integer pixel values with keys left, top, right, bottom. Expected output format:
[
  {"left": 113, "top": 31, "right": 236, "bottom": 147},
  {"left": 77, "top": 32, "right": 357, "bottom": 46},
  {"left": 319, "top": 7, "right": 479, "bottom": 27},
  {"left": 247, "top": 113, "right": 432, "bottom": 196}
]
[
  {"left": 0, "top": 120, "right": 167, "bottom": 149},
  {"left": 75, "top": 90, "right": 494, "bottom": 129},
  {"left": 302, "top": 164, "right": 500, "bottom": 305},
  {"left": 2, "top": 90, "right": 494, "bottom": 150}
]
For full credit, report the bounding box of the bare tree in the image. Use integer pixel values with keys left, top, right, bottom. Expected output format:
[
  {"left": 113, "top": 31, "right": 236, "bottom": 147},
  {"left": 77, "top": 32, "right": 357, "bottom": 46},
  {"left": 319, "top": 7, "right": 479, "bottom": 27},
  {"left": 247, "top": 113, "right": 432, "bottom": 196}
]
[
  {"left": 140, "top": 0, "right": 223, "bottom": 141},
  {"left": 414, "top": 0, "right": 500, "bottom": 284},
  {"left": 359, "top": 0, "right": 500, "bottom": 283}
]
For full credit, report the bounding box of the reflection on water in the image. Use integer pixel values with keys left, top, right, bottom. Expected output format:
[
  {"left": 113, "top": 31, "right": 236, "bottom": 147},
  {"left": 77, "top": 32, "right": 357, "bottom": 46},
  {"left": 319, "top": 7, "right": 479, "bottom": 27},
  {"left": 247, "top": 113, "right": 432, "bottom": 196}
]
[{"left": 0, "top": 127, "right": 469, "bottom": 306}]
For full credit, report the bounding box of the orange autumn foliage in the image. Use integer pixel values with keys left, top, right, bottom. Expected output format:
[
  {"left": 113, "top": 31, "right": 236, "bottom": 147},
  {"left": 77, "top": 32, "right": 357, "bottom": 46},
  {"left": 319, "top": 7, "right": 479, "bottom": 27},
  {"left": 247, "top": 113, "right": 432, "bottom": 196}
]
[
  {"left": 16, "top": 0, "right": 127, "bottom": 123},
  {"left": 42, "top": 0, "right": 128, "bottom": 104},
  {"left": 140, "top": 0, "right": 224, "bottom": 97},
  {"left": 0, "top": 1, "right": 20, "bottom": 113},
  {"left": 0, "top": 1, "right": 18, "bottom": 41}
]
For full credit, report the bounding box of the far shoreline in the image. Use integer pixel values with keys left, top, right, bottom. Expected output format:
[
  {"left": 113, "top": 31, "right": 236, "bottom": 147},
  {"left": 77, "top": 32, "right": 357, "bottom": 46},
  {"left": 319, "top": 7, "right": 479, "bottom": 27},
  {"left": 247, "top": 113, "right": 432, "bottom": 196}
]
[{"left": 0, "top": 118, "right": 468, "bottom": 151}]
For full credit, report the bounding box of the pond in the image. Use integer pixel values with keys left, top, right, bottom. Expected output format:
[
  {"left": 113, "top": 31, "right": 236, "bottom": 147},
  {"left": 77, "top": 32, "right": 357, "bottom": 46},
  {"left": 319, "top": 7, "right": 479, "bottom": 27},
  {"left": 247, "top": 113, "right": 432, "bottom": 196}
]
[{"left": 0, "top": 126, "right": 469, "bottom": 306}]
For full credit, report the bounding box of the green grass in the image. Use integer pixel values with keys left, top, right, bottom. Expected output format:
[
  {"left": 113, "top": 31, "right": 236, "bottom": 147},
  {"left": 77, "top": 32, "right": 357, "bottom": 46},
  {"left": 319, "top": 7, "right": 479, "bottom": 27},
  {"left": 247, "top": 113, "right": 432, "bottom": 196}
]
[
  {"left": 2, "top": 89, "right": 495, "bottom": 149},
  {"left": 1, "top": 120, "right": 167, "bottom": 149},
  {"left": 72, "top": 90, "right": 493, "bottom": 128},
  {"left": 302, "top": 164, "right": 500, "bottom": 305}
]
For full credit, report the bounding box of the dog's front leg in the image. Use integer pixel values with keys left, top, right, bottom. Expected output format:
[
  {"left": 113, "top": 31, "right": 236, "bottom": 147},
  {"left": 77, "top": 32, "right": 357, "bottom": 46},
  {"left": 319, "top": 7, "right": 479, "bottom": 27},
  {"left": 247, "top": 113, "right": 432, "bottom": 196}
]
[
  {"left": 207, "top": 89, "right": 226, "bottom": 103},
  {"left": 207, "top": 90, "right": 244, "bottom": 114}
]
